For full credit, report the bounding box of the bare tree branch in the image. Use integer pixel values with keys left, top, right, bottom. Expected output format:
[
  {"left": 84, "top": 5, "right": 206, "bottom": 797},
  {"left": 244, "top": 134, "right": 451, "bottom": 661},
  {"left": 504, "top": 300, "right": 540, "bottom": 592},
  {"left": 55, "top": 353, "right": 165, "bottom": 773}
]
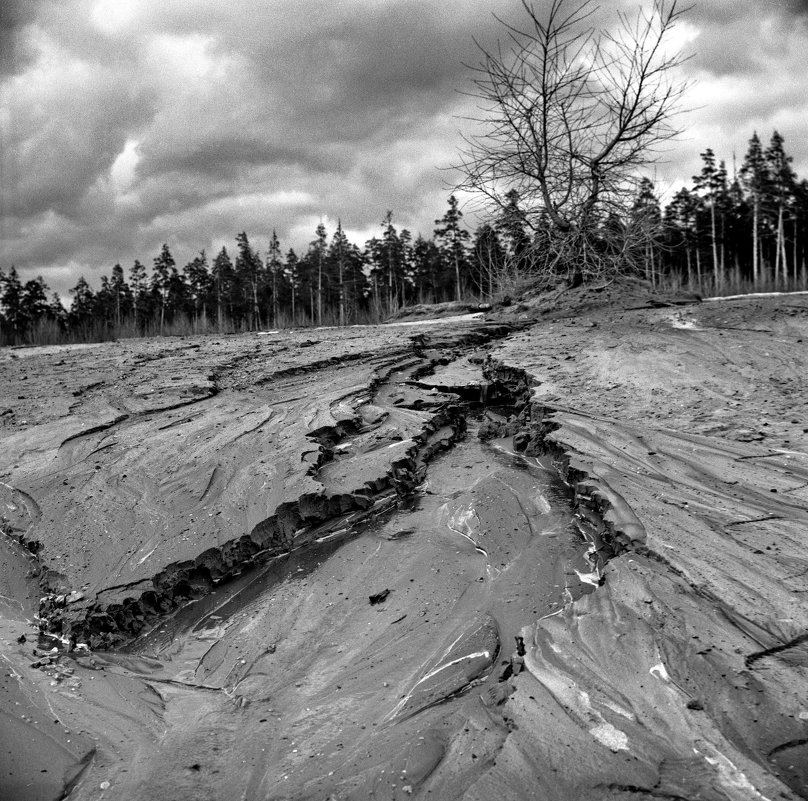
[{"left": 455, "top": 0, "right": 692, "bottom": 282}]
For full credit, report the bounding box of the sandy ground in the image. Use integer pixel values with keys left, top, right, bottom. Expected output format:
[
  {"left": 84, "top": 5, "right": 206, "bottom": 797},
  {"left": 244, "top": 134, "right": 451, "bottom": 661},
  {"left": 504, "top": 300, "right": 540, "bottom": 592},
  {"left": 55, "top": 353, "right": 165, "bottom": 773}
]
[{"left": 0, "top": 286, "right": 806, "bottom": 800}]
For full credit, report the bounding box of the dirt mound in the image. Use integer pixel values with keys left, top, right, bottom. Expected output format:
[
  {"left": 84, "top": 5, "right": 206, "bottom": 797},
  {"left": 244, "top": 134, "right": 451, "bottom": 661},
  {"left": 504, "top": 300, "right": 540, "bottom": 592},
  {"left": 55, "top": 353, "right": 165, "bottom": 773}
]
[{"left": 388, "top": 299, "right": 493, "bottom": 321}]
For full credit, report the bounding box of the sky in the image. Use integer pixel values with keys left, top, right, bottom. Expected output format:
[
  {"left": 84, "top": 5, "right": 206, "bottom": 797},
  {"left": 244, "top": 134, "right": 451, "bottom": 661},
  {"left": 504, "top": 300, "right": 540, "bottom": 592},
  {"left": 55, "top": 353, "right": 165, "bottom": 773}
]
[{"left": 2, "top": 0, "right": 808, "bottom": 299}]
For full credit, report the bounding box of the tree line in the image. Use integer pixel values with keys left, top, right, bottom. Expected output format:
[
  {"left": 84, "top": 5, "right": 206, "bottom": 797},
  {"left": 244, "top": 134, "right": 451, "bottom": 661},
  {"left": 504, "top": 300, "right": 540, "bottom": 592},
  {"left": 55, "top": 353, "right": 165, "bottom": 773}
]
[
  {"left": 2, "top": 130, "right": 808, "bottom": 346},
  {"left": 0, "top": 197, "right": 486, "bottom": 345},
  {"left": 642, "top": 130, "right": 808, "bottom": 293}
]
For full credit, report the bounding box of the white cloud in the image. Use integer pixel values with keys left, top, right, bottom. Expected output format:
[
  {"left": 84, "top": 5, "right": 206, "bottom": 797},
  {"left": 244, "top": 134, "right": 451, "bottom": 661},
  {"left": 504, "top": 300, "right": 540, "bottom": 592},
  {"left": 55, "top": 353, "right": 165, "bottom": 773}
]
[
  {"left": 110, "top": 139, "right": 140, "bottom": 191},
  {"left": 90, "top": 0, "right": 140, "bottom": 35}
]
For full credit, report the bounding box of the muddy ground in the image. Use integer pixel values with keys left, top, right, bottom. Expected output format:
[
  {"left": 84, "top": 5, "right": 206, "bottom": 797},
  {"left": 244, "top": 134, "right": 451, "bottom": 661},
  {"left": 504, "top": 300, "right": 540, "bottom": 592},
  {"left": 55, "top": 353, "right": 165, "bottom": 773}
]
[{"left": 1, "top": 284, "right": 806, "bottom": 800}]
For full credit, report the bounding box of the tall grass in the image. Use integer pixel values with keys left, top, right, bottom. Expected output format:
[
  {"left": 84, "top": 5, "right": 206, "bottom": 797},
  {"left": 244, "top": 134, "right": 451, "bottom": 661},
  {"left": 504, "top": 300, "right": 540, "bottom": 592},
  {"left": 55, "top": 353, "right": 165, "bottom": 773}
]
[
  {"left": 6, "top": 268, "right": 806, "bottom": 350},
  {"left": 657, "top": 267, "right": 808, "bottom": 298},
  {"left": 0, "top": 301, "right": 414, "bottom": 349}
]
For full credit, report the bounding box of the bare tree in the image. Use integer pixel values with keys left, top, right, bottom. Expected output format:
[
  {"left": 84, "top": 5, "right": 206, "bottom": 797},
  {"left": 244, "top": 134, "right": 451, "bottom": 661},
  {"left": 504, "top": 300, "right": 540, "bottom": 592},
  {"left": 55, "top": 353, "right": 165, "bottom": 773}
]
[{"left": 457, "top": 0, "right": 690, "bottom": 282}]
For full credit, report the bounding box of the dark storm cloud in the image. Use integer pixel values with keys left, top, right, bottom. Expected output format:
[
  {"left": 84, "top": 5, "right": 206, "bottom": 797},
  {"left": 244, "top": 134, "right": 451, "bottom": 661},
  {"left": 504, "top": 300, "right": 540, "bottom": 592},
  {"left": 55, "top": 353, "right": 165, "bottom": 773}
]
[
  {"left": 0, "top": 0, "right": 40, "bottom": 76},
  {"left": 787, "top": 0, "right": 808, "bottom": 14},
  {"left": 139, "top": 139, "right": 328, "bottom": 180},
  {"left": 2, "top": 0, "right": 808, "bottom": 297},
  {"left": 4, "top": 77, "right": 154, "bottom": 219},
  {"left": 1, "top": 0, "right": 513, "bottom": 294}
]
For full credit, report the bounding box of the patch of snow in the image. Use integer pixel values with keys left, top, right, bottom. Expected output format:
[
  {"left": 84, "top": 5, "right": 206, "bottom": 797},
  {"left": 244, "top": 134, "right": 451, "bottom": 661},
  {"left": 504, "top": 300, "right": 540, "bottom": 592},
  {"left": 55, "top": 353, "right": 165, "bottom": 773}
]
[
  {"left": 705, "top": 290, "right": 808, "bottom": 302},
  {"left": 589, "top": 722, "right": 629, "bottom": 752},
  {"left": 380, "top": 313, "right": 485, "bottom": 328},
  {"left": 695, "top": 741, "right": 772, "bottom": 800}
]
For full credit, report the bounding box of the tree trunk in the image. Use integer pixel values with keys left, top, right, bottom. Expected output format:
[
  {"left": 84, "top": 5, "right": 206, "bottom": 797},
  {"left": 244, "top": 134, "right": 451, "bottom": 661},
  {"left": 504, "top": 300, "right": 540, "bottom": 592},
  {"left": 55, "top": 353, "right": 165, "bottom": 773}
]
[
  {"left": 217, "top": 280, "right": 223, "bottom": 333},
  {"left": 778, "top": 206, "right": 787, "bottom": 288},
  {"left": 794, "top": 218, "right": 799, "bottom": 286},
  {"left": 272, "top": 267, "right": 278, "bottom": 326},
  {"left": 387, "top": 248, "right": 394, "bottom": 312},
  {"left": 685, "top": 245, "right": 692, "bottom": 287},
  {"left": 253, "top": 280, "right": 260, "bottom": 331},
  {"left": 338, "top": 248, "right": 345, "bottom": 327},
  {"left": 317, "top": 252, "right": 323, "bottom": 326},
  {"left": 775, "top": 205, "right": 782, "bottom": 287},
  {"left": 752, "top": 198, "right": 759, "bottom": 288},
  {"left": 710, "top": 202, "right": 719, "bottom": 291}
]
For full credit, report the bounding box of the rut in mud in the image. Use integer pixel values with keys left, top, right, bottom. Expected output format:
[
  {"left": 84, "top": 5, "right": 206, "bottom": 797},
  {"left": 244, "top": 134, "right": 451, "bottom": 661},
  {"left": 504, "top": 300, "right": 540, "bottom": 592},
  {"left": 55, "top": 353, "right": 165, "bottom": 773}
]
[
  {"left": 28, "top": 325, "right": 521, "bottom": 648},
  {"left": 95, "top": 361, "right": 604, "bottom": 801}
]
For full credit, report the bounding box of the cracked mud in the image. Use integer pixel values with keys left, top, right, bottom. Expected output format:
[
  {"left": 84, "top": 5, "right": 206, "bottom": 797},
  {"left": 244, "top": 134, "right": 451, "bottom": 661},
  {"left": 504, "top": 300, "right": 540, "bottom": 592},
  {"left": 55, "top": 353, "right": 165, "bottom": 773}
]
[{"left": 1, "top": 288, "right": 807, "bottom": 800}]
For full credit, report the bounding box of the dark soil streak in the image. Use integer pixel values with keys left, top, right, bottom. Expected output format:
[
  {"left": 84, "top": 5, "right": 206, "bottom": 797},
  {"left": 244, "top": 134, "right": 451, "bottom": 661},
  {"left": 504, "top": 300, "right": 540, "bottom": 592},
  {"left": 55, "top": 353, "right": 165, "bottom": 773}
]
[{"left": 746, "top": 632, "right": 808, "bottom": 668}]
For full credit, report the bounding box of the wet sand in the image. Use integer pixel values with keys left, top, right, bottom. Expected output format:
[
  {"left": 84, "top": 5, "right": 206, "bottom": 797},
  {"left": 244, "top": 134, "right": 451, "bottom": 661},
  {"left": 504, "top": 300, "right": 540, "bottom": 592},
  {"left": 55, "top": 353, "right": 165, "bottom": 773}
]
[{"left": 1, "top": 288, "right": 806, "bottom": 799}]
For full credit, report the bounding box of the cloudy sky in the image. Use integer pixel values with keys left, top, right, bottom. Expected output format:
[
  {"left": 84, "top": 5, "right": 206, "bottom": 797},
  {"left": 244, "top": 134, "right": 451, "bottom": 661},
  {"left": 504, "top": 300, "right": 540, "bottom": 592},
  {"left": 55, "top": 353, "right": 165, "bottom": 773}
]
[{"left": 2, "top": 0, "right": 808, "bottom": 298}]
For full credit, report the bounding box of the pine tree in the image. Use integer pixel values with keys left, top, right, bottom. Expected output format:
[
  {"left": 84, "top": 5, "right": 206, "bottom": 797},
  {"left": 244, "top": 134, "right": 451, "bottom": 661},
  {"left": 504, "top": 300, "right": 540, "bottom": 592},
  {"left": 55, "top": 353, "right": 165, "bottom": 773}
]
[
  {"left": 471, "top": 224, "right": 506, "bottom": 297},
  {"left": 235, "top": 232, "right": 263, "bottom": 330},
  {"left": 765, "top": 131, "right": 796, "bottom": 286},
  {"left": 411, "top": 236, "right": 445, "bottom": 302},
  {"left": 665, "top": 188, "right": 700, "bottom": 286},
  {"left": 496, "top": 190, "right": 531, "bottom": 276},
  {"left": 333, "top": 220, "right": 347, "bottom": 326},
  {"left": 151, "top": 244, "right": 175, "bottom": 334},
  {"left": 0, "top": 267, "right": 25, "bottom": 340},
  {"left": 725, "top": 173, "right": 747, "bottom": 284},
  {"left": 212, "top": 247, "right": 234, "bottom": 332},
  {"left": 20, "top": 277, "right": 50, "bottom": 335},
  {"left": 740, "top": 133, "right": 768, "bottom": 285},
  {"left": 381, "top": 212, "right": 401, "bottom": 309},
  {"left": 312, "top": 223, "right": 327, "bottom": 325},
  {"left": 434, "top": 195, "right": 470, "bottom": 301},
  {"left": 96, "top": 275, "right": 115, "bottom": 327},
  {"left": 327, "top": 223, "right": 367, "bottom": 324},
  {"left": 110, "top": 264, "right": 130, "bottom": 328},
  {"left": 631, "top": 178, "right": 662, "bottom": 284},
  {"left": 285, "top": 249, "right": 300, "bottom": 324},
  {"left": 267, "top": 231, "right": 282, "bottom": 326},
  {"left": 693, "top": 149, "right": 722, "bottom": 288},
  {"left": 69, "top": 277, "right": 96, "bottom": 331},
  {"left": 129, "top": 260, "right": 148, "bottom": 330},
  {"left": 183, "top": 251, "right": 212, "bottom": 326},
  {"left": 399, "top": 228, "right": 414, "bottom": 306},
  {"left": 48, "top": 293, "right": 66, "bottom": 328}
]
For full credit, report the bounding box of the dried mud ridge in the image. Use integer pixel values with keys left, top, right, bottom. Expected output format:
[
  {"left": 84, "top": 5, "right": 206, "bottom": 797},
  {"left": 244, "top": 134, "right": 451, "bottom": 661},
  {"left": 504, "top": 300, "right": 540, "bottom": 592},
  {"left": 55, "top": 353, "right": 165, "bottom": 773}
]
[
  {"left": 21, "top": 336, "right": 633, "bottom": 661},
  {"left": 479, "top": 360, "right": 629, "bottom": 566},
  {"left": 28, "top": 326, "right": 520, "bottom": 648},
  {"left": 480, "top": 355, "right": 808, "bottom": 799}
]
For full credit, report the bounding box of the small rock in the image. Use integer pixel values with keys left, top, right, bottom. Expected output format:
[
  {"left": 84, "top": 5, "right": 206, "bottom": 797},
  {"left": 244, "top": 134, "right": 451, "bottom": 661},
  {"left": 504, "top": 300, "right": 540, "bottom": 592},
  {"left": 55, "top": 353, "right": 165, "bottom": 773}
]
[
  {"left": 369, "top": 589, "right": 391, "bottom": 605},
  {"left": 513, "top": 431, "right": 530, "bottom": 451}
]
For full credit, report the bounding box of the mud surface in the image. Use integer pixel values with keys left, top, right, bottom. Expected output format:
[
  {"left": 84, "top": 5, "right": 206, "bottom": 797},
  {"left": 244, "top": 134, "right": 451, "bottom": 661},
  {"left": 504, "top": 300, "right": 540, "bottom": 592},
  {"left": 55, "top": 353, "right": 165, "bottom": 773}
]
[{"left": 1, "top": 290, "right": 807, "bottom": 799}]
